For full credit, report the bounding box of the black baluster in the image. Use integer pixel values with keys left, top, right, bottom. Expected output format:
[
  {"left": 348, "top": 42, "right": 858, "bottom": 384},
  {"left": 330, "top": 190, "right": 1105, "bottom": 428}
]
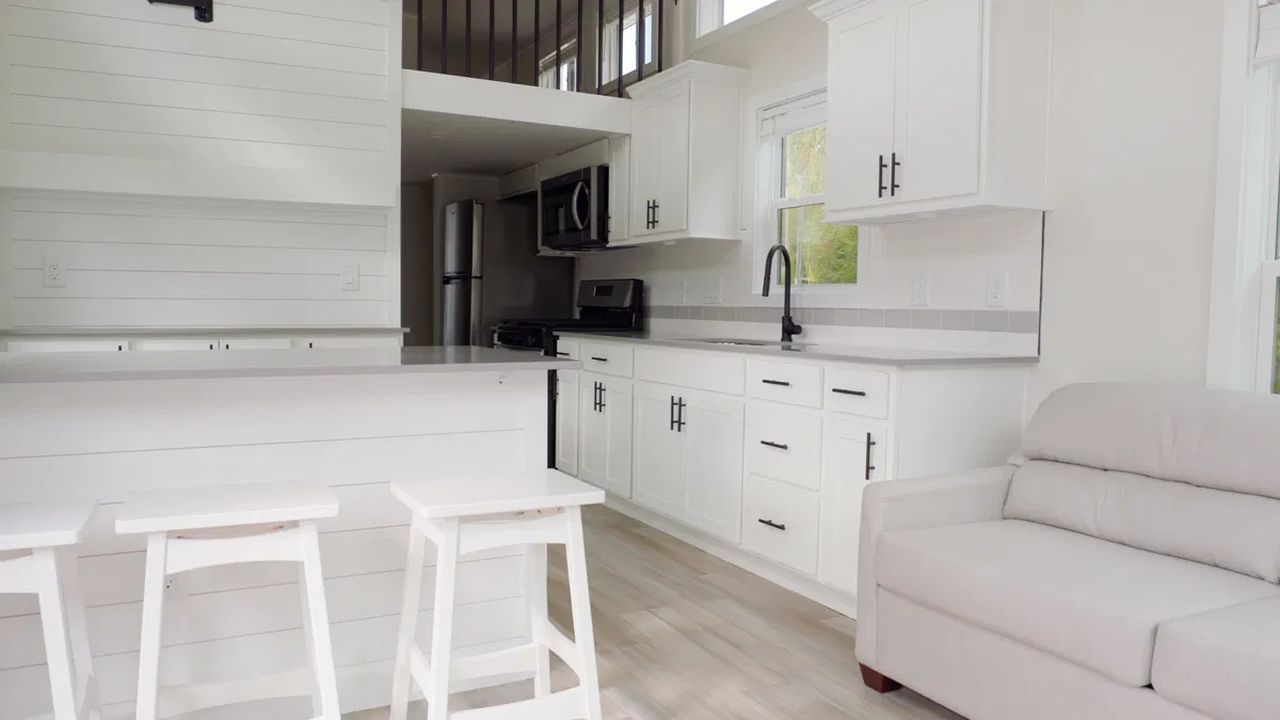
[
  {"left": 512, "top": 0, "right": 518, "bottom": 82},
  {"left": 616, "top": 0, "right": 624, "bottom": 96},
  {"left": 657, "top": 0, "right": 663, "bottom": 71},
  {"left": 576, "top": 0, "right": 583, "bottom": 91},
  {"left": 465, "top": 0, "right": 473, "bottom": 77},
  {"left": 441, "top": 0, "right": 448, "bottom": 74},
  {"left": 597, "top": 0, "right": 604, "bottom": 93},
  {"left": 534, "top": 0, "right": 541, "bottom": 85},
  {"left": 489, "top": 0, "right": 495, "bottom": 80},
  {"left": 556, "top": 0, "right": 563, "bottom": 89},
  {"left": 416, "top": 0, "right": 423, "bottom": 70},
  {"left": 636, "top": 0, "right": 644, "bottom": 81}
]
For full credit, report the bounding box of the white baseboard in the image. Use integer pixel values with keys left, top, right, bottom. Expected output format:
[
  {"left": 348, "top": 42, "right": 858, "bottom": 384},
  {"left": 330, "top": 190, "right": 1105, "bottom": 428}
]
[{"left": 604, "top": 496, "right": 858, "bottom": 619}]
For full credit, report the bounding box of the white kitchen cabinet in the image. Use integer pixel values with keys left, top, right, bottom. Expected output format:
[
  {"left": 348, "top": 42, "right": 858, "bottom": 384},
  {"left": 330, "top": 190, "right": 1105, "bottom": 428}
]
[
  {"left": 556, "top": 369, "right": 581, "bottom": 476},
  {"left": 135, "top": 338, "right": 220, "bottom": 351},
  {"left": 301, "top": 336, "right": 403, "bottom": 349},
  {"left": 219, "top": 338, "right": 293, "bottom": 351},
  {"left": 578, "top": 373, "right": 633, "bottom": 498},
  {"left": 619, "top": 61, "right": 747, "bottom": 245},
  {"left": 811, "top": 0, "right": 1052, "bottom": 224},
  {"left": 818, "top": 414, "right": 887, "bottom": 595},
  {"left": 632, "top": 381, "right": 745, "bottom": 543},
  {"left": 608, "top": 135, "right": 631, "bottom": 243},
  {"left": 3, "top": 339, "right": 128, "bottom": 353}
]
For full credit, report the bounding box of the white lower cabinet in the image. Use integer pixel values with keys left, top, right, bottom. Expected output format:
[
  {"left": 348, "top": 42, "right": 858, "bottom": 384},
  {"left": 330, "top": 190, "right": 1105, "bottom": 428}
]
[
  {"left": 742, "top": 474, "right": 821, "bottom": 575},
  {"left": 818, "top": 414, "right": 887, "bottom": 595},
  {"left": 555, "top": 370, "right": 581, "bottom": 476},
  {"left": 578, "top": 373, "right": 633, "bottom": 498},
  {"left": 631, "top": 381, "right": 745, "bottom": 543}
]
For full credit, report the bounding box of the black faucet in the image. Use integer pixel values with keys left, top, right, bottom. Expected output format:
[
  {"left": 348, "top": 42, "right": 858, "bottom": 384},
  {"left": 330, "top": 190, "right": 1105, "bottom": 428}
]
[{"left": 762, "top": 244, "right": 803, "bottom": 343}]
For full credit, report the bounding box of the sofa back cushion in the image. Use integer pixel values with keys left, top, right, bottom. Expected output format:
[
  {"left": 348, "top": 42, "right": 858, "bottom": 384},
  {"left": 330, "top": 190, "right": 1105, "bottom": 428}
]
[{"left": 1004, "top": 383, "right": 1280, "bottom": 582}]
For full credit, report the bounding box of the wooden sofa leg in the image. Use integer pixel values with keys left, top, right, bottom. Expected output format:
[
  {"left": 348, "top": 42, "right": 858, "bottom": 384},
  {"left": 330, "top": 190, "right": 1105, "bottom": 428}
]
[{"left": 860, "top": 664, "right": 902, "bottom": 694}]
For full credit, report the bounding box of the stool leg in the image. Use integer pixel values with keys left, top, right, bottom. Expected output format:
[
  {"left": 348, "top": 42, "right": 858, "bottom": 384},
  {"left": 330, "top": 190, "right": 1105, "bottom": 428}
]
[
  {"left": 299, "top": 521, "right": 341, "bottom": 720},
  {"left": 297, "top": 560, "right": 322, "bottom": 716},
  {"left": 524, "top": 543, "right": 550, "bottom": 698},
  {"left": 58, "top": 549, "right": 100, "bottom": 720},
  {"left": 426, "top": 520, "right": 460, "bottom": 720},
  {"left": 565, "top": 508, "right": 602, "bottom": 720},
  {"left": 390, "top": 521, "right": 427, "bottom": 720},
  {"left": 135, "top": 533, "right": 168, "bottom": 720},
  {"left": 36, "top": 549, "right": 76, "bottom": 720}
]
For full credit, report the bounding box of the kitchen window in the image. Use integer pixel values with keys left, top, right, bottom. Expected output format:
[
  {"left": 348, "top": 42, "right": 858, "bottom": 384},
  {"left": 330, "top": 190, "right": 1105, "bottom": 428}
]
[
  {"left": 538, "top": 42, "right": 578, "bottom": 91},
  {"left": 600, "top": 7, "right": 654, "bottom": 87},
  {"left": 756, "top": 89, "right": 860, "bottom": 292}
]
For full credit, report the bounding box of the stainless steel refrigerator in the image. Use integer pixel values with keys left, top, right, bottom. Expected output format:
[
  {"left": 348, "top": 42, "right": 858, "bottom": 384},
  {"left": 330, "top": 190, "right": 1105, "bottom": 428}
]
[{"left": 439, "top": 198, "right": 574, "bottom": 346}]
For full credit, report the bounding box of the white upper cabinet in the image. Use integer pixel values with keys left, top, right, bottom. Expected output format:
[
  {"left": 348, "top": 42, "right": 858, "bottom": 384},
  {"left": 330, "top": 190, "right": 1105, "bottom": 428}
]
[
  {"left": 619, "top": 61, "right": 747, "bottom": 245},
  {"left": 811, "top": 0, "right": 1052, "bottom": 224},
  {"left": 0, "top": 0, "right": 397, "bottom": 206}
]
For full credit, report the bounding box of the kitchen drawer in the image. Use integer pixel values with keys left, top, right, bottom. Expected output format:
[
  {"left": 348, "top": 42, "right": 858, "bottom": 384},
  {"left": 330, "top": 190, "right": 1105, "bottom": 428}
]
[
  {"left": 580, "top": 342, "right": 633, "bottom": 377},
  {"left": 555, "top": 338, "right": 581, "bottom": 360},
  {"left": 745, "top": 402, "right": 822, "bottom": 490},
  {"left": 746, "top": 360, "right": 822, "bottom": 407},
  {"left": 824, "top": 366, "right": 890, "bottom": 418},
  {"left": 742, "top": 474, "right": 820, "bottom": 575},
  {"left": 633, "top": 346, "right": 745, "bottom": 394}
]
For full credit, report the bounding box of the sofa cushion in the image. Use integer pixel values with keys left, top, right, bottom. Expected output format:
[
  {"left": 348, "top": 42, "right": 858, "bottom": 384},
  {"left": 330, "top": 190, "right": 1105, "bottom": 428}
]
[
  {"left": 1152, "top": 597, "right": 1280, "bottom": 720},
  {"left": 1005, "top": 460, "right": 1280, "bottom": 582},
  {"left": 1022, "top": 383, "right": 1280, "bottom": 500},
  {"left": 877, "top": 519, "right": 1280, "bottom": 687}
]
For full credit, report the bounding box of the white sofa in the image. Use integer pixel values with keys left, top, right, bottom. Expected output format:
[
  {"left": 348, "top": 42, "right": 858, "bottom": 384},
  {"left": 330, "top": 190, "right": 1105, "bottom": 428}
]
[{"left": 856, "top": 383, "right": 1280, "bottom": 720}]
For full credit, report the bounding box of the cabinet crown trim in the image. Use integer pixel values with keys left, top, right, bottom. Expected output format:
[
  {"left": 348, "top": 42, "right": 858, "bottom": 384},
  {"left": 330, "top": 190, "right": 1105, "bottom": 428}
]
[
  {"left": 625, "top": 60, "right": 749, "bottom": 100},
  {"left": 808, "top": 0, "right": 879, "bottom": 22}
]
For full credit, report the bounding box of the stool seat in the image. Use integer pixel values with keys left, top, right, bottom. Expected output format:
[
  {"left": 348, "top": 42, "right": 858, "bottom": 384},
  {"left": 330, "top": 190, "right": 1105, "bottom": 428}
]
[
  {"left": 0, "top": 500, "right": 96, "bottom": 552},
  {"left": 391, "top": 469, "right": 604, "bottom": 519},
  {"left": 116, "top": 482, "right": 339, "bottom": 534}
]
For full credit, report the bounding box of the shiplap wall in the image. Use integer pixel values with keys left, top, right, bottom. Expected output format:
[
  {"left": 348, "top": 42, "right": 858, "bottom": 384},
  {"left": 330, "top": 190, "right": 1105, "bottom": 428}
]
[
  {"left": 1, "top": 191, "right": 396, "bottom": 328},
  {"left": 0, "top": 0, "right": 397, "bottom": 206}
]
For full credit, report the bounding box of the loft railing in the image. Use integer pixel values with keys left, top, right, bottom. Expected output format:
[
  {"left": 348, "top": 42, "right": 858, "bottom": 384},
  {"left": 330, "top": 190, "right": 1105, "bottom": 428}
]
[{"left": 406, "top": 0, "right": 667, "bottom": 95}]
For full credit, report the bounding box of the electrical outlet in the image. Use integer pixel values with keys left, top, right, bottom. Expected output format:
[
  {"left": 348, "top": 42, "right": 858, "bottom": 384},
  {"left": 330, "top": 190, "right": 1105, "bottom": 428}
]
[
  {"left": 911, "top": 274, "right": 931, "bottom": 307},
  {"left": 340, "top": 264, "right": 360, "bottom": 291},
  {"left": 986, "top": 270, "right": 1009, "bottom": 308},
  {"left": 42, "top": 257, "right": 65, "bottom": 288}
]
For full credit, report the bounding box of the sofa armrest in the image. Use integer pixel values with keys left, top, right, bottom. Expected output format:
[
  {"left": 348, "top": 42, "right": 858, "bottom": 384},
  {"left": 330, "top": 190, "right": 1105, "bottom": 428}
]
[{"left": 856, "top": 465, "right": 1014, "bottom": 667}]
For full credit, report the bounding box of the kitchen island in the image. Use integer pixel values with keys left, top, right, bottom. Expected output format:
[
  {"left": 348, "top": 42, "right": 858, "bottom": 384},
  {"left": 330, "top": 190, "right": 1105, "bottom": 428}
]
[{"left": 0, "top": 347, "right": 575, "bottom": 720}]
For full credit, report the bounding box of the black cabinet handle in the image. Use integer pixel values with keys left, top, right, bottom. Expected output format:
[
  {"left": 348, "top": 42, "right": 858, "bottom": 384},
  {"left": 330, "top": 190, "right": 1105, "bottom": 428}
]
[
  {"left": 757, "top": 518, "right": 787, "bottom": 531},
  {"left": 878, "top": 154, "right": 888, "bottom": 198},
  {"left": 865, "top": 431, "right": 877, "bottom": 481},
  {"left": 598, "top": 383, "right": 606, "bottom": 412},
  {"left": 590, "top": 356, "right": 608, "bottom": 362},
  {"left": 832, "top": 388, "right": 868, "bottom": 397},
  {"left": 761, "top": 379, "right": 791, "bottom": 387},
  {"left": 669, "top": 395, "right": 677, "bottom": 431},
  {"left": 676, "top": 396, "right": 687, "bottom": 432},
  {"left": 891, "top": 152, "right": 901, "bottom": 196},
  {"left": 555, "top": 351, "right": 571, "bottom": 357},
  {"left": 653, "top": 200, "right": 659, "bottom": 228},
  {"left": 760, "top": 440, "right": 789, "bottom": 451}
]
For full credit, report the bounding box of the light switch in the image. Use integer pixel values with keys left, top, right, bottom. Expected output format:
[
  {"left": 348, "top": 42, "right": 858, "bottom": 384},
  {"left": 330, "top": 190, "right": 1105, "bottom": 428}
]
[
  {"left": 911, "top": 275, "right": 930, "bottom": 307},
  {"left": 341, "top": 264, "right": 360, "bottom": 291},
  {"left": 986, "top": 270, "right": 1009, "bottom": 308}
]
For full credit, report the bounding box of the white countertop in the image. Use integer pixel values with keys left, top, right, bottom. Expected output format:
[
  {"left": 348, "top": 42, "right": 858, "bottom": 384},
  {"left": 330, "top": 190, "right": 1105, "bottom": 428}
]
[
  {"left": 0, "top": 346, "right": 578, "bottom": 384},
  {"left": 556, "top": 331, "right": 1039, "bottom": 366}
]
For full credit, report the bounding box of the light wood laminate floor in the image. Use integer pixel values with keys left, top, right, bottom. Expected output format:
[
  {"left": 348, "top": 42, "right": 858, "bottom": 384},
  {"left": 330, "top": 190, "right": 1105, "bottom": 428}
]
[{"left": 348, "top": 505, "right": 963, "bottom": 720}]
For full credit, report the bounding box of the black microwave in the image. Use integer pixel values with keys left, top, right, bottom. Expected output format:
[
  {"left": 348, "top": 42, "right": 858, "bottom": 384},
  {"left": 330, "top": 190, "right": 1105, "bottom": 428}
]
[{"left": 541, "top": 165, "right": 609, "bottom": 251}]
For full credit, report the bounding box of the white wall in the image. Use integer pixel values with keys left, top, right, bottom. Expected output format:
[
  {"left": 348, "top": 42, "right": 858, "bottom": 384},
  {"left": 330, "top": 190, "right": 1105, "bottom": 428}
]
[{"left": 1035, "top": 0, "right": 1225, "bottom": 402}]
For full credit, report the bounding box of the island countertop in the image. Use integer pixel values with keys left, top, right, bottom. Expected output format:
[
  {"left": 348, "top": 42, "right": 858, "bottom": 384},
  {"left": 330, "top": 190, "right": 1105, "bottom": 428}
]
[{"left": 0, "top": 345, "right": 579, "bottom": 384}]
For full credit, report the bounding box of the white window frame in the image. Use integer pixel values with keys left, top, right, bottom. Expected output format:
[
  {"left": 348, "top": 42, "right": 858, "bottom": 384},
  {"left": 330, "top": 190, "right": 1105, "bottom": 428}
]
[
  {"left": 688, "top": 0, "right": 807, "bottom": 54},
  {"left": 751, "top": 80, "right": 865, "bottom": 302},
  {"left": 1250, "top": 71, "right": 1280, "bottom": 391}
]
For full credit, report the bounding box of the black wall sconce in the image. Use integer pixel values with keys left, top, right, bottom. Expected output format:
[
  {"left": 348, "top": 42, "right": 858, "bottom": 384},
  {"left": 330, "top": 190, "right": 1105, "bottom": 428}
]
[{"left": 148, "top": 0, "right": 212, "bottom": 22}]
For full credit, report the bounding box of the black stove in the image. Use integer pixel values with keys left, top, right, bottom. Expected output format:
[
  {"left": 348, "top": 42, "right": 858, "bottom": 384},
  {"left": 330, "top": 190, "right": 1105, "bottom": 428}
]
[{"left": 493, "top": 279, "right": 644, "bottom": 354}]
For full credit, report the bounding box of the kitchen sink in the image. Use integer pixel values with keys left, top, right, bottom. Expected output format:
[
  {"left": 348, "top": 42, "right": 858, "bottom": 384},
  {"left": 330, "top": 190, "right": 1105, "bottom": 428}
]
[{"left": 695, "top": 338, "right": 806, "bottom": 348}]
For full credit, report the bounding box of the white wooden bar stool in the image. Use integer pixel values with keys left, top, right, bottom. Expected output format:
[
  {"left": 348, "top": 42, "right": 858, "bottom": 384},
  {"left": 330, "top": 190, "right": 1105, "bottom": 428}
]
[
  {"left": 0, "top": 501, "right": 100, "bottom": 720},
  {"left": 115, "top": 483, "right": 341, "bottom": 720},
  {"left": 389, "top": 469, "right": 606, "bottom": 720}
]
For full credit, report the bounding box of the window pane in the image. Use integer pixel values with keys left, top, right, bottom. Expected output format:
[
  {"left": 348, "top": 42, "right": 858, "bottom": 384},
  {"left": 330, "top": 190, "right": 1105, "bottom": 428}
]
[
  {"left": 723, "top": 0, "right": 777, "bottom": 27},
  {"left": 782, "top": 126, "right": 826, "bottom": 199},
  {"left": 778, "top": 204, "right": 859, "bottom": 285},
  {"left": 601, "top": 11, "right": 653, "bottom": 85}
]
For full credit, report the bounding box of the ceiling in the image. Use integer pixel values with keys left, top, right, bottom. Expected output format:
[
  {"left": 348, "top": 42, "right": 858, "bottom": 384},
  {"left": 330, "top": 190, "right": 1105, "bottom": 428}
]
[{"left": 401, "top": 108, "right": 612, "bottom": 181}]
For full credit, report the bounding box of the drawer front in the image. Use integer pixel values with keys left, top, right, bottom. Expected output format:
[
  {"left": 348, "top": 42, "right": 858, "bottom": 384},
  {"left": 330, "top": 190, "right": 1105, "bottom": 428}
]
[
  {"left": 745, "top": 402, "right": 822, "bottom": 490},
  {"left": 742, "top": 474, "right": 820, "bottom": 575},
  {"left": 824, "top": 367, "right": 890, "bottom": 418},
  {"left": 633, "top": 347, "right": 745, "bottom": 394},
  {"left": 555, "top": 338, "right": 581, "bottom": 360},
  {"left": 746, "top": 360, "right": 822, "bottom": 407},
  {"left": 580, "top": 342, "right": 634, "bottom": 377}
]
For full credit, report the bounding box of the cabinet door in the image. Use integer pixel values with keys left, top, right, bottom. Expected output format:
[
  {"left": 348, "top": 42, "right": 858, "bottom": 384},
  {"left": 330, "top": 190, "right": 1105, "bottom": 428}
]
[
  {"left": 629, "top": 83, "right": 690, "bottom": 239},
  {"left": 825, "top": 0, "right": 898, "bottom": 213},
  {"left": 818, "top": 415, "right": 886, "bottom": 595},
  {"left": 631, "top": 382, "right": 685, "bottom": 518},
  {"left": 556, "top": 370, "right": 580, "bottom": 477},
  {"left": 892, "top": 0, "right": 983, "bottom": 203},
  {"left": 679, "top": 390, "right": 745, "bottom": 543},
  {"left": 577, "top": 375, "right": 633, "bottom": 497}
]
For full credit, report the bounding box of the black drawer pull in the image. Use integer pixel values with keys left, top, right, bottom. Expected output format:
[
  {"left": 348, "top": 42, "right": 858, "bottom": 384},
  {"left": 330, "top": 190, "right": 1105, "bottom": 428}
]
[
  {"left": 590, "top": 356, "right": 608, "bottom": 362},
  {"left": 760, "top": 440, "right": 789, "bottom": 451},
  {"left": 761, "top": 379, "right": 791, "bottom": 387},
  {"left": 832, "top": 388, "right": 867, "bottom": 397},
  {"left": 757, "top": 518, "right": 787, "bottom": 531},
  {"left": 555, "top": 351, "right": 571, "bottom": 357},
  {"left": 865, "top": 431, "right": 878, "bottom": 481}
]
